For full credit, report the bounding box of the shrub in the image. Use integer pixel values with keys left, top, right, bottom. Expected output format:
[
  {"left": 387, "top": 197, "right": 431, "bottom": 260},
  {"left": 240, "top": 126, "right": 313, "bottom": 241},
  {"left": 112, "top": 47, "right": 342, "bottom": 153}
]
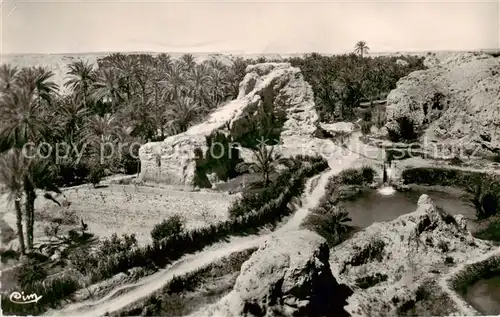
[
  {"left": 151, "top": 215, "right": 185, "bottom": 243},
  {"left": 303, "top": 208, "right": 353, "bottom": 246},
  {"left": 0, "top": 248, "right": 19, "bottom": 263},
  {"left": 337, "top": 168, "right": 365, "bottom": 185},
  {"left": 361, "top": 165, "right": 376, "bottom": 183},
  {"left": 387, "top": 116, "right": 418, "bottom": 142},
  {"left": 88, "top": 164, "right": 105, "bottom": 187},
  {"left": 355, "top": 273, "right": 388, "bottom": 289},
  {"left": 1, "top": 275, "right": 79, "bottom": 315},
  {"left": 437, "top": 240, "right": 449, "bottom": 253},
  {"left": 16, "top": 261, "right": 48, "bottom": 289},
  {"left": 474, "top": 220, "right": 500, "bottom": 242},
  {"left": 360, "top": 121, "right": 372, "bottom": 135}
]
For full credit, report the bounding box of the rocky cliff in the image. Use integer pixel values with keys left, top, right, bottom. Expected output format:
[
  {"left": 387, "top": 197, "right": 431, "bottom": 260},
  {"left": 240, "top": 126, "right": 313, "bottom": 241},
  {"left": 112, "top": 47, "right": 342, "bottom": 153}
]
[
  {"left": 330, "top": 194, "right": 493, "bottom": 316},
  {"left": 386, "top": 52, "right": 500, "bottom": 155},
  {"left": 194, "top": 230, "right": 353, "bottom": 317},
  {"left": 138, "top": 63, "right": 337, "bottom": 186}
]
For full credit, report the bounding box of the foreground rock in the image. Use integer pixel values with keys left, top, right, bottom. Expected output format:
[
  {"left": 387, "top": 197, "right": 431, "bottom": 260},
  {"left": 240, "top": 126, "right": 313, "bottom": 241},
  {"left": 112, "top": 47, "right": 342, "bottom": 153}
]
[
  {"left": 138, "top": 63, "right": 337, "bottom": 186},
  {"left": 330, "top": 194, "right": 493, "bottom": 316},
  {"left": 386, "top": 52, "right": 500, "bottom": 156},
  {"left": 196, "top": 230, "right": 353, "bottom": 317}
]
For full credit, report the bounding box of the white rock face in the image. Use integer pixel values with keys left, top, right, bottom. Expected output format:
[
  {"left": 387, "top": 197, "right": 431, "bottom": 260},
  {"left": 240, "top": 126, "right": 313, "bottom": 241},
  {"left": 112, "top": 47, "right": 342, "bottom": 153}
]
[
  {"left": 330, "top": 194, "right": 493, "bottom": 316},
  {"left": 198, "top": 230, "right": 353, "bottom": 317},
  {"left": 138, "top": 63, "right": 337, "bottom": 185},
  {"left": 386, "top": 52, "right": 500, "bottom": 155}
]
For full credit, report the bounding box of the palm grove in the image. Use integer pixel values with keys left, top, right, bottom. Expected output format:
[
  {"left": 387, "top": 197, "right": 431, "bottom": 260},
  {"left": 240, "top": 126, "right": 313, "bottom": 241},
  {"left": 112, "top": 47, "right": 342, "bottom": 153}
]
[
  {"left": 0, "top": 53, "right": 250, "bottom": 255},
  {"left": 0, "top": 46, "right": 425, "bottom": 255}
]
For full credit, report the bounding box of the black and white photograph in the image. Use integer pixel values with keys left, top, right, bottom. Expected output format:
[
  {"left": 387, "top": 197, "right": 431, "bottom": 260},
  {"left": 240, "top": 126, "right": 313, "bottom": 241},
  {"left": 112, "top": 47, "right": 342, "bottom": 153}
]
[{"left": 0, "top": 0, "right": 499, "bottom": 316}]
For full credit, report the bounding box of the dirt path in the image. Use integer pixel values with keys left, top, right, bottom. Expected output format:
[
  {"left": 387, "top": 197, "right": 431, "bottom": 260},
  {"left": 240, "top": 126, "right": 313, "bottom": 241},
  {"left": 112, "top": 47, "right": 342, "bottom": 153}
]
[{"left": 46, "top": 151, "right": 359, "bottom": 317}]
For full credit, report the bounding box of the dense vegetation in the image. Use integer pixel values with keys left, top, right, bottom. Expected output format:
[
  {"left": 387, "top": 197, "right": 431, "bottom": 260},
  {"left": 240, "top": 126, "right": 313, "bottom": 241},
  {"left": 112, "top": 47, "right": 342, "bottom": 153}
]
[
  {"left": 288, "top": 53, "right": 425, "bottom": 122},
  {"left": 402, "top": 167, "right": 500, "bottom": 219}
]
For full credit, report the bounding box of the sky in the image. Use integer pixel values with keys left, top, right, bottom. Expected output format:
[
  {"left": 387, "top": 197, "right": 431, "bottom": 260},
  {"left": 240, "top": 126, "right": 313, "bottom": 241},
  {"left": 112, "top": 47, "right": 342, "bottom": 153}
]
[{"left": 1, "top": 0, "right": 499, "bottom": 54}]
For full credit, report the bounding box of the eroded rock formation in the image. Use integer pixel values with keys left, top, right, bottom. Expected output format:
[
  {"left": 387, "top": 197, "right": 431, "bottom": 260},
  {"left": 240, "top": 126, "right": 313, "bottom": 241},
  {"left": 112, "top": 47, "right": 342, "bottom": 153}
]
[
  {"left": 198, "top": 230, "right": 353, "bottom": 317},
  {"left": 330, "top": 194, "right": 493, "bottom": 316},
  {"left": 386, "top": 52, "right": 500, "bottom": 155},
  {"left": 138, "top": 63, "right": 337, "bottom": 186}
]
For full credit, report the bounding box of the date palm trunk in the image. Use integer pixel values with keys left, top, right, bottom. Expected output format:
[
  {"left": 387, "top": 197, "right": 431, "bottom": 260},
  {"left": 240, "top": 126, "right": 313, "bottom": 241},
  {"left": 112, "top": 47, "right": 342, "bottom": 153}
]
[
  {"left": 15, "top": 198, "right": 26, "bottom": 254},
  {"left": 24, "top": 180, "right": 36, "bottom": 250}
]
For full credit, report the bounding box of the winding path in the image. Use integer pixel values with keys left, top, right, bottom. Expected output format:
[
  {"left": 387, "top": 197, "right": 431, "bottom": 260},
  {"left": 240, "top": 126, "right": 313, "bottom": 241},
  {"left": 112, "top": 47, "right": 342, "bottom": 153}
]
[{"left": 46, "top": 151, "right": 359, "bottom": 317}]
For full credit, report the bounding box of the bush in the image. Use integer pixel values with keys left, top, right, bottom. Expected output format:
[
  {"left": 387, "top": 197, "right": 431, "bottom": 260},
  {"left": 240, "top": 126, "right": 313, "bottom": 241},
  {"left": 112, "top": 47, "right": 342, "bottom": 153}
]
[
  {"left": 337, "top": 168, "right": 365, "bottom": 185},
  {"left": 0, "top": 248, "right": 20, "bottom": 263},
  {"left": 151, "top": 215, "right": 185, "bottom": 243},
  {"left": 2, "top": 275, "right": 79, "bottom": 315},
  {"left": 303, "top": 208, "right": 353, "bottom": 246},
  {"left": 360, "top": 121, "right": 372, "bottom": 135},
  {"left": 88, "top": 164, "right": 106, "bottom": 187},
  {"left": 387, "top": 116, "right": 418, "bottom": 142},
  {"left": 355, "top": 273, "right": 388, "bottom": 289},
  {"left": 474, "top": 220, "right": 500, "bottom": 242},
  {"left": 361, "top": 165, "right": 376, "bottom": 183},
  {"left": 16, "top": 261, "right": 48, "bottom": 289}
]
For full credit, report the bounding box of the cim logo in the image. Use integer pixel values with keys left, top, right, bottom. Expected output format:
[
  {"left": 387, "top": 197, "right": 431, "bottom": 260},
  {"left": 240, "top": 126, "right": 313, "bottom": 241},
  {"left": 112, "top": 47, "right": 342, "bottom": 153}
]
[{"left": 9, "top": 291, "right": 43, "bottom": 304}]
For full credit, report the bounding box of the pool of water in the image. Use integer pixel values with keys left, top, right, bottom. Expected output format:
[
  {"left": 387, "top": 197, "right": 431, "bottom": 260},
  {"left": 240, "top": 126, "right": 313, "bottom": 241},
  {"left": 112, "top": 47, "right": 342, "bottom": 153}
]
[
  {"left": 466, "top": 276, "right": 500, "bottom": 315},
  {"left": 340, "top": 187, "right": 478, "bottom": 231}
]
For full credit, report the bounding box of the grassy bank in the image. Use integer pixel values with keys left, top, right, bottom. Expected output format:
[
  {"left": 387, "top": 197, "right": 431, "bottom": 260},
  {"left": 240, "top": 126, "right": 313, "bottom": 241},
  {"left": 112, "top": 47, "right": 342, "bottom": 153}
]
[{"left": 449, "top": 254, "right": 500, "bottom": 297}]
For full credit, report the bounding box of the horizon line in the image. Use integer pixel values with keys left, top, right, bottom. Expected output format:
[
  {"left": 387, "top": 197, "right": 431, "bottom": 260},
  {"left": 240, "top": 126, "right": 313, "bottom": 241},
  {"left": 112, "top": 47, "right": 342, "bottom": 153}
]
[{"left": 2, "top": 48, "right": 499, "bottom": 57}]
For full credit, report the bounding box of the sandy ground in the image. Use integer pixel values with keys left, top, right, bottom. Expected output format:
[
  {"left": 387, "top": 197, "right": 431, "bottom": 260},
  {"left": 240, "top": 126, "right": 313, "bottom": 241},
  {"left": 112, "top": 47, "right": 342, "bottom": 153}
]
[
  {"left": 1, "top": 181, "right": 235, "bottom": 248},
  {"left": 36, "top": 184, "right": 234, "bottom": 245}
]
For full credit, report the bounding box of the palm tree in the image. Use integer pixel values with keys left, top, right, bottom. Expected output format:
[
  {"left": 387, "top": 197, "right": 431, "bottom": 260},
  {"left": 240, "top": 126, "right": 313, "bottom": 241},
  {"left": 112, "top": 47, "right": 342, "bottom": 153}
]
[
  {"left": 180, "top": 53, "right": 196, "bottom": 72},
  {"left": 0, "top": 87, "right": 47, "bottom": 149},
  {"left": 247, "top": 144, "right": 282, "bottom": 187},
  {"left": 354, "top": 41, "right": 370, "bottom": 58},
  {"left": 0, "top": 149, "right": 27, "bottom": 254},
  {"left": 207, "top": 68, "right": 227, "bottom": 107},
  {"left": 187, "top": 64, "right": 210, "bottom": 105},
  {"left": 114, "top": 56, "right": 138, "bottom": 103},
  {"left": 165, "top": 96, "right": 199, "bottom": 133},
  {"left": 305, "top": 208, "right": 353, "bottom": 246},
  {"left": 17, "top": 66, "right": 58, "bottom": 110},
  {"left": 161, "top": 62, "right": 186, "bottom": 101},
  {"left": 82, "top": 113, "right": 122, "bottom": 144},
  {"left": 156, "top": 53, "right": 173, "bottom": 73},
  {"left": 92, "top": 68, "right": 124, "bottom": 112},
  {"left": 65, "top": 60, "right": 95, "bottom": 107},
  {"left": 23, "top": 158, "right": 61, "bottom": 250},
  {"left": 56, "top": 95, "right": 89, "bottom": 145},
  {"left": 0, "top": 64, "right": 19, "bottom": 93}
]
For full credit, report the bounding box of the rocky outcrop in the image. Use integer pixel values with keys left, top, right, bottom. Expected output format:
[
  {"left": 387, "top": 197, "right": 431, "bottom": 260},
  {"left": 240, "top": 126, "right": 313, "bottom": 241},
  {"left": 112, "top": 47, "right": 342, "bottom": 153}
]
[
  {"left": 138, "top": 63, "right": 337, "bottom": 185},
  {"left": 330, "top": 194, "right": 493, "bottom": 316},
  {"left": 386, "top": 52, "right": 500, "bottom": 156},
  {"left": 198, "top": 230, "right": 353, "bottom": 317}
]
